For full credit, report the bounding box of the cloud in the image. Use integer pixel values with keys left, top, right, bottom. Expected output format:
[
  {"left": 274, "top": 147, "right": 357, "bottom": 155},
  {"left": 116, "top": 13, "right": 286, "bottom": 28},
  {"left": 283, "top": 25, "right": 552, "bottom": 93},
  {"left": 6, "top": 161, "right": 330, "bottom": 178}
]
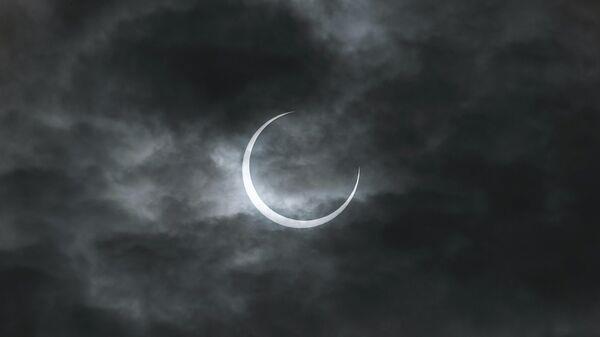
[{"left": 2, "top": 0, "right": 600, "bottom": 336}]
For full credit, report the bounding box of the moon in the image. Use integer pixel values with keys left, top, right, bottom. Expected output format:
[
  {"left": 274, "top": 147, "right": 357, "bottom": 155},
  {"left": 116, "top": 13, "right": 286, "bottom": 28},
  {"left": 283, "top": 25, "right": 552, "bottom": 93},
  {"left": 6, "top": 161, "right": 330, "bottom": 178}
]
[{"left": 242, "top": 112, "right": 360, "bottom": 228}]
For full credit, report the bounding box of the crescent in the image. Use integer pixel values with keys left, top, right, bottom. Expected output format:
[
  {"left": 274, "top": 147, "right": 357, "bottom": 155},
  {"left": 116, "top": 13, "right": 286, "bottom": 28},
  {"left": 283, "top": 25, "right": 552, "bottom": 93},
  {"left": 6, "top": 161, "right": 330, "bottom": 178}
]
[{"left": 242, "top": 112, "right": 360, "bottom": 228}]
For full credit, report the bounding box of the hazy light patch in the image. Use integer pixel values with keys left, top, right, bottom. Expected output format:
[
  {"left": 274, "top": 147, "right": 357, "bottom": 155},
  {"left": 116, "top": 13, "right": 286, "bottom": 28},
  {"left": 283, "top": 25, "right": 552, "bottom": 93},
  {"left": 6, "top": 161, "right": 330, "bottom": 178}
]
[
  {"left": 210, "top": 141, "right": 241, "bottom": 172},
  {"left": 91, "top": 116, "right": 175, "bottom": 169},
  {"left": 82, "top": 115, "right": 179, "bottom": 222},
  {"left": 105, "top": 177, "right": 162, "bottom": 221},
  {"left": 230, "top": 248, "right": 266, "bottom": 268},
  {"left": 36, "top": 109, "right": 75, "bottom": 130},
  {"left": 114, "top": 133, "right": 173, "bottom": 169},
  {"left": 289, "top": 0, "right": 392, "bottom": 55},
  {"left": 88, "top": 275, "right": 146, "bottom": 321},
  {"left": 184, "top": 139, "right": 248, "bottom": 218}
]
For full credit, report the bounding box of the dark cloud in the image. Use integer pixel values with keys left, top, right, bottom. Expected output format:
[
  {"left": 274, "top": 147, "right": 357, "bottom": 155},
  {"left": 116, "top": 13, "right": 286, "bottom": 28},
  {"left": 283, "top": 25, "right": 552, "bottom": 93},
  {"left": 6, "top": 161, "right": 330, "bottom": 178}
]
[
  {"left": 2, "top": 0, "right": 600, "bottom": 336},
  {"left": 63, "top": 0, "right": 334, "bottom": 131}
]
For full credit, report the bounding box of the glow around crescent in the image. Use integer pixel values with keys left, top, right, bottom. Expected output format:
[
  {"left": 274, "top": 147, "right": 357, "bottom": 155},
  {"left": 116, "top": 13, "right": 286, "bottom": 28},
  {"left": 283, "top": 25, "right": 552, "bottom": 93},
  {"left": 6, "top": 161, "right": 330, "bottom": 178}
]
[{"left": 242, "top": 112, "right": 360, "bottom": 228}]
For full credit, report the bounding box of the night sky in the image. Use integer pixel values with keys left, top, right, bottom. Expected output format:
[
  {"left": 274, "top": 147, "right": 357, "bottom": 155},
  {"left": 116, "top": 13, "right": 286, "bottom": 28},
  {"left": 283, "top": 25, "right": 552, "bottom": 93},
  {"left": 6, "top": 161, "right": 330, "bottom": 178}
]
[{"left": 2, "top": 0, "right": 600, "bottom": 336}]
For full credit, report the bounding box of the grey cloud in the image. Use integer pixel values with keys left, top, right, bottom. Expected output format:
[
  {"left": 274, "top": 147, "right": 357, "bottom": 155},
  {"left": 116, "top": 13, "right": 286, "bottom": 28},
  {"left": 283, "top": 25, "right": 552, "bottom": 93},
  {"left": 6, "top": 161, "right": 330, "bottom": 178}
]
[{"left": 2, "top": 0, "right": 600, "bottom": 336}]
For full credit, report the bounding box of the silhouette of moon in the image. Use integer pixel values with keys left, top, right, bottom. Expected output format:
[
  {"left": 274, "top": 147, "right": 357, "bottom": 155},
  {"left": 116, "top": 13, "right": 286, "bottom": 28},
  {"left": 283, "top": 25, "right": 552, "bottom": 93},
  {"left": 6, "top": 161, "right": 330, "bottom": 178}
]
[{"left": 242, "top": 112, "right": 360, "bottom": 228}]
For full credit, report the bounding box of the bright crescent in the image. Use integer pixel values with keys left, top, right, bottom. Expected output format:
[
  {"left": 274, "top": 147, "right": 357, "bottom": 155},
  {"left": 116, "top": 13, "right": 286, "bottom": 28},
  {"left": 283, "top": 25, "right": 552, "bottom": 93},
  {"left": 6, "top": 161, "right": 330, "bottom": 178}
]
[{"left": 242, "top": 112, "right": 360, "bottom": 228}]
